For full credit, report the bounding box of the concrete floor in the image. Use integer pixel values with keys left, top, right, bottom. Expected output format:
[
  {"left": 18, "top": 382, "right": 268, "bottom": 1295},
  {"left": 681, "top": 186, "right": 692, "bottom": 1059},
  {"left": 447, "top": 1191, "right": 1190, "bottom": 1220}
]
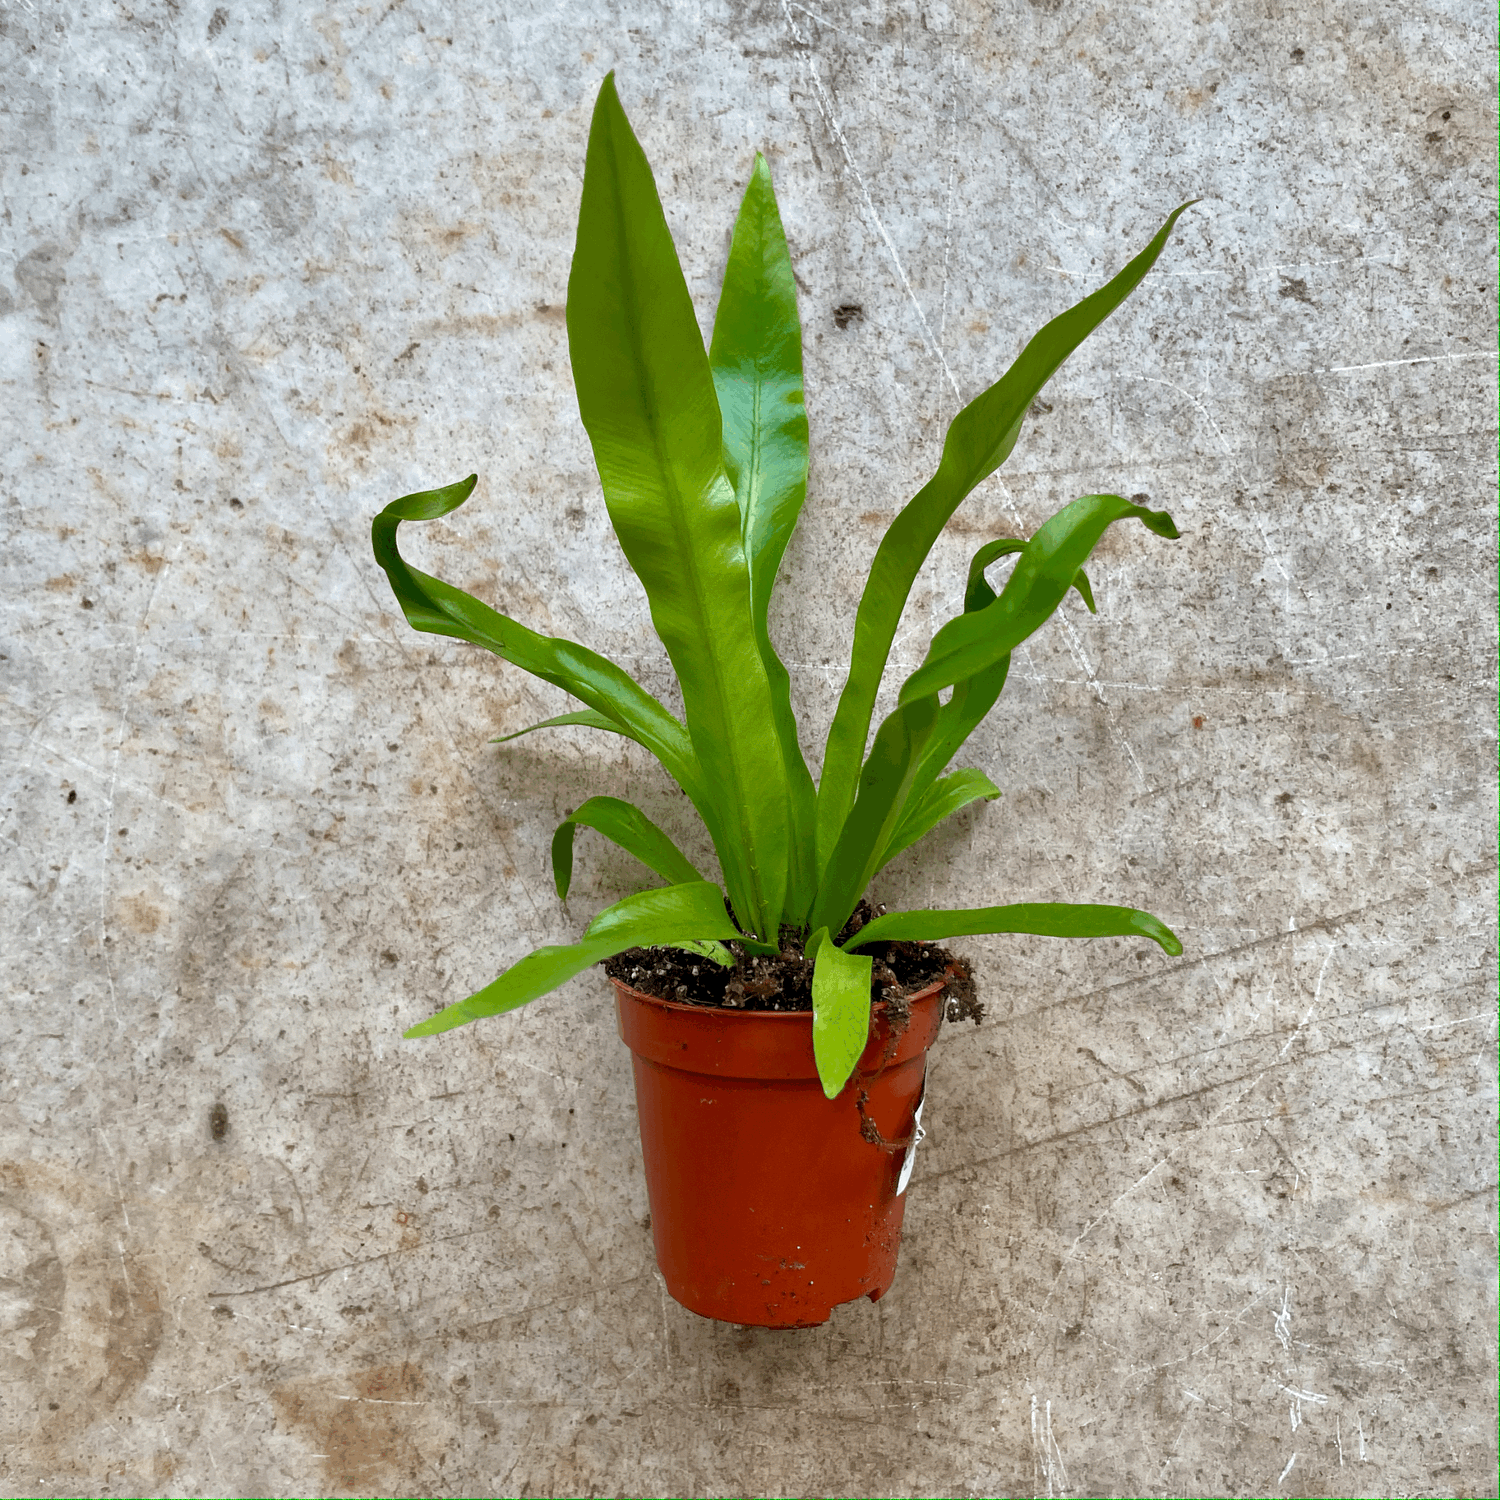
[{"left": 2, "top": 1, "right": 1496, "bottom": 1496}]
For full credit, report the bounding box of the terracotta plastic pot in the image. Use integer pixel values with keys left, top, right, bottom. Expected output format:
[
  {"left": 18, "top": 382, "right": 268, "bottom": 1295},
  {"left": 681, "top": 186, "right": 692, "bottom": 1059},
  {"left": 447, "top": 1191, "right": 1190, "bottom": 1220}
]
[{"left": 612, "top": 975, "right": 946, "bottom": 1328}]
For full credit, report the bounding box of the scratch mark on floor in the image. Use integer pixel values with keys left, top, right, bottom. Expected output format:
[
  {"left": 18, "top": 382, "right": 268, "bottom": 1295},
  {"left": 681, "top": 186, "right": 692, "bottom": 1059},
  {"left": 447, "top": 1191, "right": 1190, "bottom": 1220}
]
[
  {"left": 1315, "top": 351, "right": 1498, "bottom": 375},
  {"left": 98, "top": 1125, "right": 132, "bottom": 1232},
  {"left": 97, "top": 540, "right": 178, "bottom": 1024},
  {"left": 783, "top": 0, "right": 858, "bottom": 41},
  {"left": 204, "top": 1221, "right": 503, "bottom": 1298},
  {"left": 1137, "top": 1286, "right": 1276, "bottom": 1374},
  {"left": 1273, "top": 1285, "right": 1293, "bottom": 1351},
  {"left": 781, "top": 0, "right": 960, "bottom": 403},
  {"left": 1412, "top": 1010, "right": 1494, "bottom": 1033},
  {"left": 1030, "top": 1392, "right": 1070, "bottom": 1499},
  {"left": 1036, "top": 941, "right": 1336, "bottom": 1310},
  {"left": 936, "top": 46, "right": 961, "bottom": 431}
]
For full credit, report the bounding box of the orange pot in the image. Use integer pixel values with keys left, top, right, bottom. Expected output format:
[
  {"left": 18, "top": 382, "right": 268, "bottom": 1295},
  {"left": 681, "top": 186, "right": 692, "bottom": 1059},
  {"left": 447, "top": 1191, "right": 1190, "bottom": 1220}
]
[{"left": 612, "top": 976, "right": 944, "bottom": 1328}]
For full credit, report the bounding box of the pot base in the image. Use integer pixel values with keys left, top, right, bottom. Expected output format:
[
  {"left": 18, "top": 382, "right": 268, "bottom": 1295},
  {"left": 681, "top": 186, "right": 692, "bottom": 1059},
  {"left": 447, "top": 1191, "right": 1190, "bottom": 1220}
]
[{"left": 614, "top": 978, "right": 944, "bottom": 1328}]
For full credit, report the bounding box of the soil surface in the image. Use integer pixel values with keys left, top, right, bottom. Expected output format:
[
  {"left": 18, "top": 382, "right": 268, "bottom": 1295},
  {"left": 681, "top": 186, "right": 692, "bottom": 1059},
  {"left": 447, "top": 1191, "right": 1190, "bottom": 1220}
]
[{"left": 604, "top": 900, "right": 984, "bottom": 1024}]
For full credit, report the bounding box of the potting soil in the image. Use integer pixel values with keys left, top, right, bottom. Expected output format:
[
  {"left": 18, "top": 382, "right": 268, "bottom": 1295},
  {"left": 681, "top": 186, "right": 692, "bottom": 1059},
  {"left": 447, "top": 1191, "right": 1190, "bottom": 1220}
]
[{"left": 603, "top": 899, "right": 984, "bottom": 1022}]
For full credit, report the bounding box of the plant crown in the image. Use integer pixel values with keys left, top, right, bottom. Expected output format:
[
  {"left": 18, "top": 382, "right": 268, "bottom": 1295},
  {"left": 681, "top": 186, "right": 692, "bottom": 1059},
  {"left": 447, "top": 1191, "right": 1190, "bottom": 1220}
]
[{"left": 374, "top": 74, "right": 1190, "bottom": 1096}]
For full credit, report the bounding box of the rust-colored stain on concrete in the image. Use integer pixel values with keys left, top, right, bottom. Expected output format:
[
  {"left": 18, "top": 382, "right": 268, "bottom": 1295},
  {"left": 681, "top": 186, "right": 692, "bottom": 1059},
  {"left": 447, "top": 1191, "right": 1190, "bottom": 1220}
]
[
  {"left": 0, "top": 1164, "right": 164, "bottom": 1470},
  {"left": 273, "top": 1363, "right": 429, "bottom": 1496}
]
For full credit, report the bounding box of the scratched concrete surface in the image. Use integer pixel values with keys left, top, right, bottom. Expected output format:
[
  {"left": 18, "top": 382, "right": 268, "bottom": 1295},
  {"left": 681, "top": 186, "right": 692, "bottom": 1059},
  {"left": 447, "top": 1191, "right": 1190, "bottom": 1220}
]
[{"left": 2, "top": 1, "right": 1496, "bottom": 1496}]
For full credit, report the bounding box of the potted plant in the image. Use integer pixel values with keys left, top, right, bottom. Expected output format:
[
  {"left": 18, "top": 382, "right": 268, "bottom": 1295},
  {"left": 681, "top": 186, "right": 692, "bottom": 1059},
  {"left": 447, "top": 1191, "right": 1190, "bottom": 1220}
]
[{"left": 372, "top": 74, "right": 1190, "bottom": 1328}]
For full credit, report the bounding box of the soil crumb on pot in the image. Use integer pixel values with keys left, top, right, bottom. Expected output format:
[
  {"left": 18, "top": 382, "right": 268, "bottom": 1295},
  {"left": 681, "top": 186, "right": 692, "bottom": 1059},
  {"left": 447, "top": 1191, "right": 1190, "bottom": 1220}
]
[{"left": 604, "top": 900, "right": 984, "bottom": 1021}]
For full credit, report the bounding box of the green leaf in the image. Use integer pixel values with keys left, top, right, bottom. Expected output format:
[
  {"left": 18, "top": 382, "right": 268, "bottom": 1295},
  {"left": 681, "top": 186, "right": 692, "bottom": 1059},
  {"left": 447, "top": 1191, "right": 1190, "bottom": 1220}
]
[
  {"left": 893, "top": 541, "right": 1092, "bottom": 822},
  {"left": 567, "top": 74, "right": 790, "bottom": 940},
  {"left": 551, "top": 795, "right": 703, "bottom": 901},
  {"left": 966, "top": 537, "right": 1026, "bottom": 607},
  {"left": 878, "top": 767, "right": 1001, "bottom": 870},
  {"left": 845, "top": 901, "right": 1183, "bottom": 956},
  {"left": 816, "top": 203, "right": 1196, "bottom": 863},
  {"left": 962, "top": 536, "right": 1094, "bottom": 617},
  {"left": 900, "top": 494, "right": 1179, "bottom": 705},
  {"left": 666, "top": 939, "right": 735, "bottom": 967},
  {"left": 892, "top": 537, "right": 1022, "bottom": 839},
  {"left": 1071, "top": 567, "right": 1096, "bottom": 614},
  {"left": 894, "top": 659, "right": 1010, "bottom": 848},
  {"left": 809, "top": 693, "right": 940, "bottom": 938},
  {"left": 372, "top": 477, "right": 708, "bottom": 810},
  {"left": 807, "top": 926, "right": 874, "bottom": 1099},
  {"left": 404, "top": 880, "right": 740, "bottom": 1037},
  {"left": 710, "top": 152, "right": 818, "bottom": 920},
  {"left": 490, "top": 709, "right": 625, "bottom": 744}
]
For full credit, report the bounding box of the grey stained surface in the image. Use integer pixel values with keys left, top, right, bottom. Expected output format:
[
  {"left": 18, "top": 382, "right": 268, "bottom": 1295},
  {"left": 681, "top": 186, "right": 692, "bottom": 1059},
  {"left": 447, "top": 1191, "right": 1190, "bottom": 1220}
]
[{"left": 2, "top": 1, "right": 1496, "bottom": 1496}]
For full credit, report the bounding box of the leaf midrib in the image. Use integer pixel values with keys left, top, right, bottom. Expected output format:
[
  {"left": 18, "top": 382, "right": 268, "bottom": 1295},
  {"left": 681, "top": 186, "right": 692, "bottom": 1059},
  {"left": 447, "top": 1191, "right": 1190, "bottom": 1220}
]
[{"left": 606, "top": 124, "right": 766, "bottom": 917}]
